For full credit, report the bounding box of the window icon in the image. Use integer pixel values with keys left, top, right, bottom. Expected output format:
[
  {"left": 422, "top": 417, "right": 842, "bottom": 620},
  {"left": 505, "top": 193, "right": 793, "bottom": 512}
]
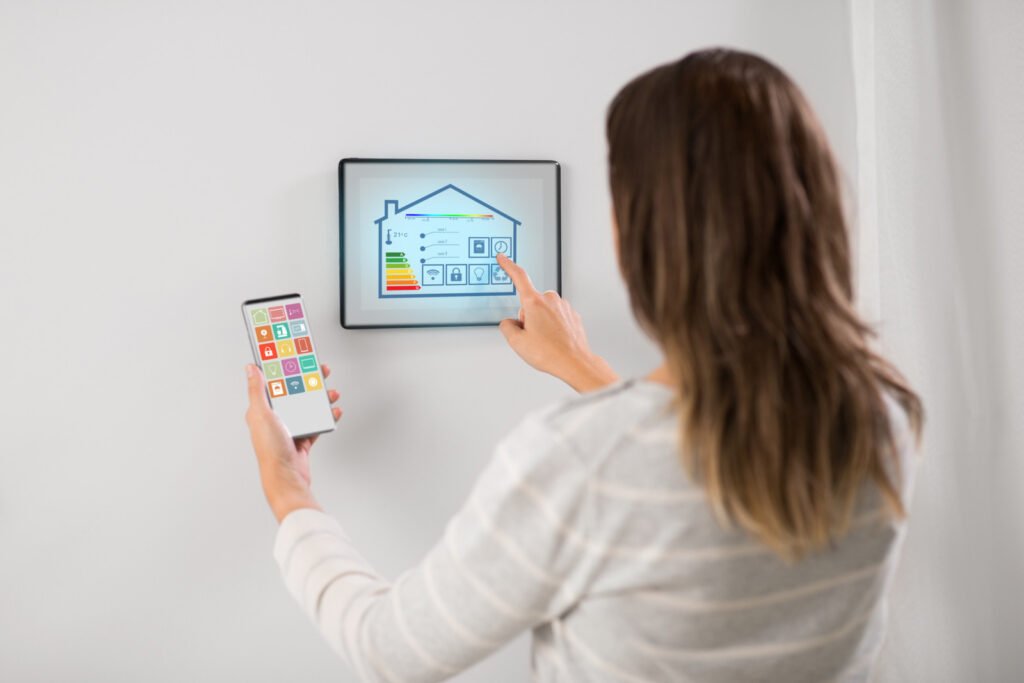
[
  {"left": 303, "top": 372, "right": 323, "bottom": 391},
  {"left": 254, "top": 325, "right": 273, "bottom": 343},
  {"left": 259, "top": 343, "right": 278, "bottom": 360},
  {"left": 268, "top": 306, "right": 287, "bottom": 322},
  {"left": 267, "top": 379, "right": 286, "bottom": 398},
  {"left": 469, "top": 237, "right": 490, "bottom": 258},
  {"left": 272, "top": 323, "right": 291, "bottom": 340},
  {"left": 251, "top": 309, "right": 269, "bottom": 325}
]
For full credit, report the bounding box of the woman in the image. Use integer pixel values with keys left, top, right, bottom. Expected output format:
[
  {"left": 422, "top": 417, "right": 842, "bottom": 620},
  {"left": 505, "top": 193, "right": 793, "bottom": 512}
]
[{"left": 245, "top": 48, "right": 922, "bottom": 682}]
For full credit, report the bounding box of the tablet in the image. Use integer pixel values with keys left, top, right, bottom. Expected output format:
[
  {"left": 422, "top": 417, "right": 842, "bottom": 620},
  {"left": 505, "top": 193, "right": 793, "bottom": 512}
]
[{"left": 339, "top": 159, "right": 561, "bottom": 328}]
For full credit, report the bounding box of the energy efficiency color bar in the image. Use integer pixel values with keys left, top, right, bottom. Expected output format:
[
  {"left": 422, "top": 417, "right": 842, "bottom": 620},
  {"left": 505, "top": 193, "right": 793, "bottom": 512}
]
[
  {"left": 405, "top": 213, "right": 494, "bottom": 218},
  {"left": 384, "top": 251, "right": 421, "bottom": 291}
]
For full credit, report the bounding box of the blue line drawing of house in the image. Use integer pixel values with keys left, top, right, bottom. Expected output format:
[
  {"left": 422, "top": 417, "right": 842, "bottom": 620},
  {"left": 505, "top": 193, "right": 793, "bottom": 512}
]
[{"left": 374, "top": 184, "right": 520, "bottom": 299}]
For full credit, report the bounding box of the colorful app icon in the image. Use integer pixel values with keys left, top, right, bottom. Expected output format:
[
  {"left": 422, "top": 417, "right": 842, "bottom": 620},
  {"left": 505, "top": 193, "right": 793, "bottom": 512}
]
[
  {"left": 268, "top": 306, "right": 286, "bottom": 322},
  {"left": 272, "top": 322, "right": 291, "bottom": 340},
  {"left": 303, "top": 372, "right": 323, "bottom": 391},
  {"left": 276, "top": 340, "right": 296, "bottom": 357},
  {"left": 294, "top": 336, "right": 312, "bottom": 354},
  {"left": 281, "top": 358, "right": 300, "bottom": 375},
  {"left": 263, "top": 361, "right": 283, "bottom": 379},
  {"left": 285, "top": 376, "right": 305, "bottom": 394},
  {"left": 254, "top": 325, "right": 273, "bottom": 343},
  {"left": 290, "top": 320, "right": 308, "bottom": 336},
  {"left": 251, "top": 309, "right": 269, "bottom": 325},
  {"left": 258, "top": 342, "right": 278, "bottom": 360},
  {"left": 267, "top": 379, "right": 286, "bottom": 398},
  {"left": 286, "top": 303, "right": 304, "bottom": 319},
  {"left": 299, "top": 354, "right": 318, "bottom": 372}
]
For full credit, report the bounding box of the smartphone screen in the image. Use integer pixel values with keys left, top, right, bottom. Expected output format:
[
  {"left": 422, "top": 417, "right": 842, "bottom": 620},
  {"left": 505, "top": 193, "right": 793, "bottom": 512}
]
[{"left": 241, "top": 294, "right": 335, "bottom": 438}]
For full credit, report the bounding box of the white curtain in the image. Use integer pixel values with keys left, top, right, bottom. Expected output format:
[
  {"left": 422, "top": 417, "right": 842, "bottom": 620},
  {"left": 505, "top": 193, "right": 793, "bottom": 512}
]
[{"left": 849, "top": 1, "right": 1024, "bottom": 680}]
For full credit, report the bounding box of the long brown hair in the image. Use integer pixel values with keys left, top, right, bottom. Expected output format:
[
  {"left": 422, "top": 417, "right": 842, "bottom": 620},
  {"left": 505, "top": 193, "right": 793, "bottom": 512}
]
[{"left": 607, "top": 48, "right": 923, "bottom": 558}]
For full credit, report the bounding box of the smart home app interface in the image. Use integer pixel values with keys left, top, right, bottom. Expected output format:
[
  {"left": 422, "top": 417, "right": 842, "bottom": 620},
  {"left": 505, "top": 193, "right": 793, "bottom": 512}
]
[
  {"left": 342, "top": 161, "right": 560, "bottom": 327},
  {"left": 243, "top": 297, "right": 334, "bottom": 437}
]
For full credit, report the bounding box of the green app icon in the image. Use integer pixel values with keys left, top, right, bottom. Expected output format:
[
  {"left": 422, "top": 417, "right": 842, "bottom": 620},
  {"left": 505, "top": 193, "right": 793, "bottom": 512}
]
[
  {"left": 272, "top": 323, "right": 291, "bottom": 340},
  {"left": 251, "top": 309, "right": 268, "bottom": 325},
  {"left": 263, "top": 361, "right": 283, "bottom": 379},
  {"left": 299, "top": 355, "right": 318, "bottom": 372}
]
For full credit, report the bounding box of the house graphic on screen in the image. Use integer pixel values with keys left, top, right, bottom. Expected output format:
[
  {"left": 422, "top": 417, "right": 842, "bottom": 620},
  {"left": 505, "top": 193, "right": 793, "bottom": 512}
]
[{"left": 375, "top": 184, "right": 520, "bottom": 298}]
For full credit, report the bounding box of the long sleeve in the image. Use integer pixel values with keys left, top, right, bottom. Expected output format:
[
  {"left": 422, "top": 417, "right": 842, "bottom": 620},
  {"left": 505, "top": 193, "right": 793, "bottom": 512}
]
[{"left": 273, "top": 414, "right": 596, "bottom": 683}]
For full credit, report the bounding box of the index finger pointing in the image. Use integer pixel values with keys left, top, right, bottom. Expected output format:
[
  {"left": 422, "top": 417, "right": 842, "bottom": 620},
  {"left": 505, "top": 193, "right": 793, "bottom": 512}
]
[{"left": 497, "top": 253, "right": 537, "bottom": 296}]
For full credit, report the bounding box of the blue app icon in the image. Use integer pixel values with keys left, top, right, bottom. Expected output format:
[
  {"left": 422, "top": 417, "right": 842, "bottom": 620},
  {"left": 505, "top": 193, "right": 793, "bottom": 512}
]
[{"left": 285, "top": 376, "right": 305, "bottom": 394}]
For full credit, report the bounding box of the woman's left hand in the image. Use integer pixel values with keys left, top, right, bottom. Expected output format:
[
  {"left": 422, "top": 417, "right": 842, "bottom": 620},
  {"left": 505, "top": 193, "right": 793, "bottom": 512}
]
[{"left": 244, "top": 363, "right": 342, "bottom": 522}]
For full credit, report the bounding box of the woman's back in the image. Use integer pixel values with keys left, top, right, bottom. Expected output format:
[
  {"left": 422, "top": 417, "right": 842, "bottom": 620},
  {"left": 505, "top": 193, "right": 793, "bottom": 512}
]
[{"left": 521, "top": 380, "right": 914, "bottom": 682}]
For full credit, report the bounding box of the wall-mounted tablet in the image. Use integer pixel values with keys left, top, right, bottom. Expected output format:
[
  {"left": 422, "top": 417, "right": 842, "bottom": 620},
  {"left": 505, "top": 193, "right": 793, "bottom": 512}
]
[{"left": 339, "top": 158, "right": 561, "bottom": 328}]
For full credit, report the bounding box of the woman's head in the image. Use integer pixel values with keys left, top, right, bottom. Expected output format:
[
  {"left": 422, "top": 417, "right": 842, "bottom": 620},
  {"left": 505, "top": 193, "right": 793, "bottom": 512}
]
[{"left": 607, "top": 48, "right": 922, "bottom": 557}]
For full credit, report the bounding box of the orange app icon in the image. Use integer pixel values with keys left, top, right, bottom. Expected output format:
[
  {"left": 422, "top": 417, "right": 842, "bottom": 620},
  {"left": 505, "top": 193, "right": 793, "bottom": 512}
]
[
  {"left": 258, "top": 342, "right": 278, "bottom": 360},
  {"left": 254, "top": 325, "right": 273, "bottom": 343},
  {"left": 267, "top": 379, "right": 286, "bottom": 398},
  {"left": 295, "top": 336, "right": 312, "bottom": 354},
  {"left": 277, "top": 340, "right": 296, "bottom": 357},
  {"left": 303, "top": 372, "right": 323, "bottom": 391}
]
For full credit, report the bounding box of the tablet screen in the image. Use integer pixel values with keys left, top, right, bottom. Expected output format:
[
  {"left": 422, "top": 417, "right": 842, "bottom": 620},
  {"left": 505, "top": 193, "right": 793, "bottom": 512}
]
[{"left": 340, "top": 159, "right": 560, "bottom": 328}]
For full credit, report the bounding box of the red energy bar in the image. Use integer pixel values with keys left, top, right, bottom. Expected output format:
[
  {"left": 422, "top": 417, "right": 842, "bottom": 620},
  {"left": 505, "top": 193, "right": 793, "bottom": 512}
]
[{"left": 387, "top": 285, "right": 421, "bottom": 291}]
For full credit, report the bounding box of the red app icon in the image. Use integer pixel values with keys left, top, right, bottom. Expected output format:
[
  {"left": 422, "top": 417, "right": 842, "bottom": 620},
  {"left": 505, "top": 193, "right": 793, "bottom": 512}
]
[
  {"left": 295, "top": 336, "right": 312, "bottom": 354},
  {"left": 268, "top": 306, "right": 287, "bottom": 322},
  {"left": 258, "top": 342, "right": 278, "bottom": 360},
  {"left": 254, "top": 325, "right": 273, "bottom": 343}
]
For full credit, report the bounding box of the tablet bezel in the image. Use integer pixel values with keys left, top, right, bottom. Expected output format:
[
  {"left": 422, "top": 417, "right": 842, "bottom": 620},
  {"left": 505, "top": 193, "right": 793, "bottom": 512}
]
[{"left": 339, "top": 158, "right": 561, "bottom": 329}]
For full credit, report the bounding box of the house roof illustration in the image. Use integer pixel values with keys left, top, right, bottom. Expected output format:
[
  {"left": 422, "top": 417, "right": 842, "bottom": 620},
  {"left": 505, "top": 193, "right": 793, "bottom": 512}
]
[{"left": 374, "top": 184, "right": 521, "bottom": 226}]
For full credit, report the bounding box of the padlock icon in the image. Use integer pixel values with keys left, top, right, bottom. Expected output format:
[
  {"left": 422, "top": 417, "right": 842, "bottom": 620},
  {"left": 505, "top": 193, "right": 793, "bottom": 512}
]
[
  {"left": 451, "top": 268, "right": 462, "bottom": 282},
  {"left": 264, "top": 346, "right": 273, "bottom": 357}
]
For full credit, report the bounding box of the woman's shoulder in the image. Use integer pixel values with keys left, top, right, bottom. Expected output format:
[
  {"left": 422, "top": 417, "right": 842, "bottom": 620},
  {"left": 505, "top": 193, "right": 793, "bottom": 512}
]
[{"left": 504, "top": 378, "right": 679, "bottom": 473}]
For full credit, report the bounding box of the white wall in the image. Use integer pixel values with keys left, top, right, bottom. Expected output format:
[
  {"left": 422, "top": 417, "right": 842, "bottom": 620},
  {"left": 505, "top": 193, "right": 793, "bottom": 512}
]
[
  {"left": 868, "top": 1, "right": 1024, "bottom": 681},
  {"left": 0, "top": 2, "right": 860, "bottom": 680}
]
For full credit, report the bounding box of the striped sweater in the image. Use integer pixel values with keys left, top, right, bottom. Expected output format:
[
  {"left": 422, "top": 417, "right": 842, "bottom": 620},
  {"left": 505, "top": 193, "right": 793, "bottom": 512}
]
[{"left": 274, "top": 379, "right": 915, "bottom": 682}]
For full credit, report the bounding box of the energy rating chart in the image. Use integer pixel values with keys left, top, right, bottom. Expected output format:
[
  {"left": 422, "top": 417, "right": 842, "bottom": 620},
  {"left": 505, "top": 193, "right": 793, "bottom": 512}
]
[
  {"left": 374, "top": 184, "right": 520, "bottom": 299},
  {"left": 384, "top": 251, "right": 420, "bottom": 292}
]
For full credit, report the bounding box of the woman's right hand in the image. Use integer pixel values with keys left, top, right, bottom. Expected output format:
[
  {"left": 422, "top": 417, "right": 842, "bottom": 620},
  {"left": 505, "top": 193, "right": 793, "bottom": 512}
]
[{"left": 496, "top": 253, "right": 619, "bottom": 393}]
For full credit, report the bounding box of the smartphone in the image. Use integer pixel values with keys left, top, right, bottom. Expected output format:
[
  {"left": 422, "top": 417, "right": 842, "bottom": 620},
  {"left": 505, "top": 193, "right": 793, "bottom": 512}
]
[{"left": 241, "top": 293, "right": 335, "bottom": 438}]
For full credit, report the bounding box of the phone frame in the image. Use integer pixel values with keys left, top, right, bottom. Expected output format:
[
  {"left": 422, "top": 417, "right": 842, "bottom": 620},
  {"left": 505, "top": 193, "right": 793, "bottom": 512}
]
[
  {"left": 241, "top": 293, "right": 335, "bottom": 438},
  {"left": 338, "top": 158, "right": 562, "bottom": 329}
]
